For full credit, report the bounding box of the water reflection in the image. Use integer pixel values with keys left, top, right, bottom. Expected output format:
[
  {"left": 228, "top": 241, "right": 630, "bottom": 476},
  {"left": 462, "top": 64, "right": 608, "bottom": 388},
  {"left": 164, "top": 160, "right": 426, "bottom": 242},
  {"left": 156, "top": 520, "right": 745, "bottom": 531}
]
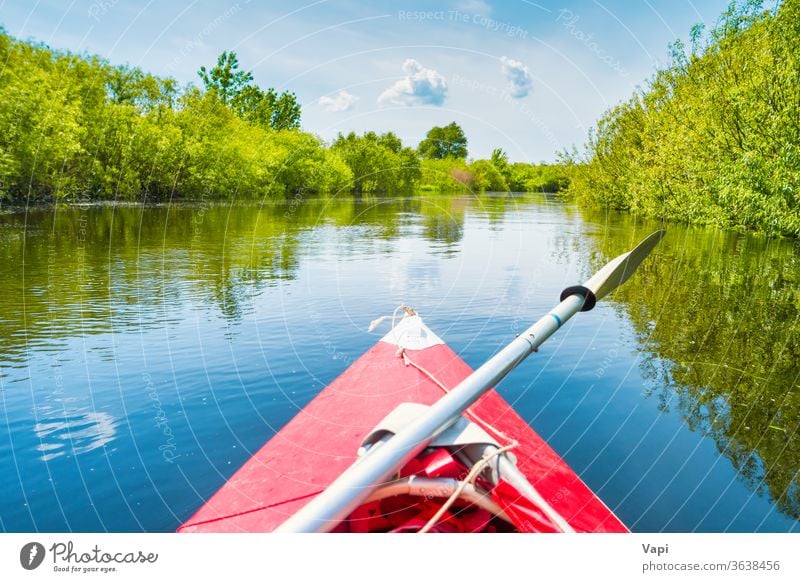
[
  {"left": 580, "top": 210, "right": 800, "bottom": 520},
  {"left": 0, "top": 196, "right": 477, "bottom": 361},
  {"left": 34, "top": 410, "right": 118, "bottom": 461}
]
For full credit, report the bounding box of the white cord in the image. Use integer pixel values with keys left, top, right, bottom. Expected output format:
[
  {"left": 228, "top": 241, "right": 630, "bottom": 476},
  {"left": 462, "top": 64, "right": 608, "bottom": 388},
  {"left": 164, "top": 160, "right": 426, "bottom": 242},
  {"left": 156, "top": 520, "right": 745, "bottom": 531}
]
[{"left": 417, "top": 443, "right": 518, "bottom": 534}]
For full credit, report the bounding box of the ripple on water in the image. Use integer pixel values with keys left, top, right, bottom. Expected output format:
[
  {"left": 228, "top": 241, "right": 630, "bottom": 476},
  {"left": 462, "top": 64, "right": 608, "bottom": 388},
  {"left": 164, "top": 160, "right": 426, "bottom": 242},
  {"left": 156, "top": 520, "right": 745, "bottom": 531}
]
[{"left": 33, "top": 410, "right": 118, "bottom": 461}]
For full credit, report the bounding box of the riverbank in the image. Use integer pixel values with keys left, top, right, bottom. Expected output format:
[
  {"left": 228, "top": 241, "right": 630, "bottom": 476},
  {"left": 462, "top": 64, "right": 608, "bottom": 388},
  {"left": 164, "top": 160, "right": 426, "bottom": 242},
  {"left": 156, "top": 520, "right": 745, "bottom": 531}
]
[
  {"left": 0, "top": 186, "right": 568, "bottom": 215},
  {"left": 562, "top": 1, "right": 800, "bottom": 237},
  {"left": 0, "top": 28, "right": 568, "bottom": 205}
]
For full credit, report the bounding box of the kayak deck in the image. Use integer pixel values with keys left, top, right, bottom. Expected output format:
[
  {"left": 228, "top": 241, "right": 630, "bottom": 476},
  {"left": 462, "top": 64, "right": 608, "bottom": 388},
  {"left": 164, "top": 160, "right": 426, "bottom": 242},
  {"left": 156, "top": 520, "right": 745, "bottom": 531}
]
[{"left": 179, "top": 315, "right": 627, "bottom": 533}]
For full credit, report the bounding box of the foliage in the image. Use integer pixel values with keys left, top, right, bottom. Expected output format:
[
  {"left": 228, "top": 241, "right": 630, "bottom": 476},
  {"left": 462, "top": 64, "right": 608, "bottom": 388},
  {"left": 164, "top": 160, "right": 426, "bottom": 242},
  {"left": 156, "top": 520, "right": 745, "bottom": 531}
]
[
  {"left": 331, "top": 131, "right": 420, "bottom": 193},
  {"left": 416, "top": 154, "right": 570, "bottom": 193},
  {"left": 490, "top": 148, "right": 510, "bottom": 177},
  {"left": 564, "top": 0, "right": 800, "bottom": 236},
  {"left": 199, "top": 51, "right": 301, "bottom": 131},
  {"left": 0, "top": 34, "right": 338, "bottom": 201},
  {"left": 507, "top": 163, "right": 571, "bottom": 192},
  {"left": 418, "top": 158, "right": 472, "bottom": 191},
  {"left": 418, "top": 122, "right": 468, "bottom": 160},
  {"left": 0, "top": 28, "right": 567, "bottom": 202},
  {"left": 198, "top": 51, "right": 253, "bottom": 104},
  {"left": 469, "top": 159, "right": 508, "bottom": 191}
]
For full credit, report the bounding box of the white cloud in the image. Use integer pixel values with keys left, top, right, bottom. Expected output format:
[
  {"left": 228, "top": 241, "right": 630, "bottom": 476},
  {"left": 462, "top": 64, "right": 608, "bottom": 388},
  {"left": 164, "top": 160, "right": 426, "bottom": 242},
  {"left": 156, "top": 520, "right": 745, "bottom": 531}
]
[
  {"left": 318, "top": 89, "right": 359, "bottom": 112},
  {"left": 500, "top": 56, "right": 533, "bottom": 98},
  {"left": 377, "top": 59, "right": 448, "bottom": 107}
]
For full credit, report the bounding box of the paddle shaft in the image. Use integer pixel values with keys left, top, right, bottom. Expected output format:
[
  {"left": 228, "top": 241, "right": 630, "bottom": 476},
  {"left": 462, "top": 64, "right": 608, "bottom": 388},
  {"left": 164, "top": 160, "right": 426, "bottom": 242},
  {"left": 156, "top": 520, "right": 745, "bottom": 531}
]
[{"left": 276, "top": 293, "right": 585, "bottom": 532}]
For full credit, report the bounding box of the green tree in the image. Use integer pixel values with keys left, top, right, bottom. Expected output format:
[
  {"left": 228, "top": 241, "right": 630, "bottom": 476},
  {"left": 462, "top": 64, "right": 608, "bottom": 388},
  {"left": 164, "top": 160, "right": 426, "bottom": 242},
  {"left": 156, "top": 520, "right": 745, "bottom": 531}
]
[
  {"left": 397, "top": 146, "right": 422, "bottom": 189},
  {"left": 198, "top": 51, "right": 253, "bottom": 104},
  {"left": 331, "top": 131, "right": 421, "bottom": 193},
  {"left": 418, "top": 122, "right": 468, "bottom": 159},
  {"left": 469, "top": 159, "right": 508, "bottom": 191},
  {"left": 490, "top": 148, "right": 513, "bottom": 186},
  {"left": 199, "top": 52, "right": 301, "bottom": 131},
  {"left": 231, "top": 85, "right": 301, "bottom": 131},
  {"left": 377, "top": 131, "right": 403, "bottom": 153},
  {"left": 490, "top": 148, "right": 509, "bottom": 170},
  {"left": 270, "top": 90, "right": 302, "bottom": 130}
]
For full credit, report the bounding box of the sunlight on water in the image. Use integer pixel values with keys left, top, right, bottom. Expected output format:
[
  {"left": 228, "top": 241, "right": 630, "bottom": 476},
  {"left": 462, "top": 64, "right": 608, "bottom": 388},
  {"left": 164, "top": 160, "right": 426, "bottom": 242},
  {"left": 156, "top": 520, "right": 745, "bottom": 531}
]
[{"left": 34, "top": 411, "right": 118, "bottom": 461}]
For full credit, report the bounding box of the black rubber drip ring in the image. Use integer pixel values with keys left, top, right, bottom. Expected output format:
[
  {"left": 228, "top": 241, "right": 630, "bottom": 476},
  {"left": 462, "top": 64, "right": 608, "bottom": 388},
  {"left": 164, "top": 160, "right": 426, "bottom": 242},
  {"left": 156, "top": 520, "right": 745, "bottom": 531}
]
[{"left": 560, "top": 285, "right": 597, "bottom": 312}]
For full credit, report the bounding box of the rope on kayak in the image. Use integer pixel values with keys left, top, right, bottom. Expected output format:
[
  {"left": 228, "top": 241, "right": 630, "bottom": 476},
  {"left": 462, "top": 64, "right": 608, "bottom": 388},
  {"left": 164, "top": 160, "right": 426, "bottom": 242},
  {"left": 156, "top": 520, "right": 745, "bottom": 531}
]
[
  {"left": 367, "top": 304, "right": 417, "bottom": 333},
  {"left": 399, "top": 347, "right": 516, "bottom": 446},
  {"left": 176, "top": 489, "right": 325, "bottom": 531},
  {"left": 417, "top": 443, "right": 518, "bottom": 534}
]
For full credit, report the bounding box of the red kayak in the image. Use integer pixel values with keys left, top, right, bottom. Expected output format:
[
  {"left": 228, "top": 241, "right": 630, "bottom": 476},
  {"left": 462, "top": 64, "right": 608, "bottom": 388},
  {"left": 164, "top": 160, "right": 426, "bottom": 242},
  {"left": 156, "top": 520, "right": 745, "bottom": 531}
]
[
  {"left": 179, "top": 310, "right": 627, "bottom": 533},
  {"left": 179, "top": 232, "right": 663, "bottom": 533}
]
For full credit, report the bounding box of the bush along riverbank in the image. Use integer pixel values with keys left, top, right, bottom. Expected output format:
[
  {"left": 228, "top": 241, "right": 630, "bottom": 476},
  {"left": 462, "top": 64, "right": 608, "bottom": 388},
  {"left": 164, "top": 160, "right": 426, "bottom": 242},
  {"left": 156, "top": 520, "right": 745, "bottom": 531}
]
[
  {"left": 562, "top": 0, "right": 800, "bottom": 237},
  {"left": 0, "top": 29, "right": 569, "bottom": 203}
]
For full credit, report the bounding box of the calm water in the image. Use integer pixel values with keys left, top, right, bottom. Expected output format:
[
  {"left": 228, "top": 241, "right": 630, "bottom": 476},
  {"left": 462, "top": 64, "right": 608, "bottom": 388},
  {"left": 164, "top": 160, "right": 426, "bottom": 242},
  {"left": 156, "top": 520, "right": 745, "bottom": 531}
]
[{"left": 0, "top": 194, "right": 798, "bottom": 532}]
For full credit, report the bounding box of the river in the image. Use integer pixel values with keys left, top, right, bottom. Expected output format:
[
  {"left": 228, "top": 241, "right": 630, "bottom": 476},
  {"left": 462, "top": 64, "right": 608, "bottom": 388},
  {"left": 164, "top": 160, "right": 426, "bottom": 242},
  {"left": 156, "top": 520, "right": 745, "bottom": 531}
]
[{"left": 0, "top": 193, "right": 797, "bottom": 532}]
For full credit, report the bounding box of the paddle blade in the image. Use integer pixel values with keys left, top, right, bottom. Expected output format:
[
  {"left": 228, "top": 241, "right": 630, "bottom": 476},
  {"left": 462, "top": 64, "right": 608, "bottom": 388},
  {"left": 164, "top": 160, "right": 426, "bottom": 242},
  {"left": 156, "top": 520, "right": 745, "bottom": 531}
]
[{"left": 583, "top": 230, "right": 665, "bottom": 302}]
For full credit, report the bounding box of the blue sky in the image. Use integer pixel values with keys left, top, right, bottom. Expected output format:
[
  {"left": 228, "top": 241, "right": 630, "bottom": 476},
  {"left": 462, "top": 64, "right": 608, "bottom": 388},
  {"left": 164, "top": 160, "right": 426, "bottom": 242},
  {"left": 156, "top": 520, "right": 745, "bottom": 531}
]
[{"left": 0, "top": 0, "right": 733, "bottom": 162}]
